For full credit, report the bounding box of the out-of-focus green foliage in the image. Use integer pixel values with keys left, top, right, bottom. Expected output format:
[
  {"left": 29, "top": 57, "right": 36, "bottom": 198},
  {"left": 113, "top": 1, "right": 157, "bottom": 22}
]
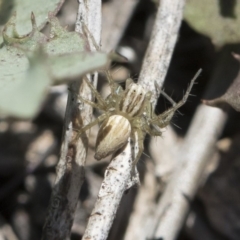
[
  {"left": 203, "top": 53, "right": 240, "bottom": 112},
  {"left": 0, "top": 0, "right": 64, "bottom": 34},
  {"left": 0, "top": 13, "right": 109, "bottom": 118},
  {"left": 184, "top": 0, "right": 240, "bottom": 47}
]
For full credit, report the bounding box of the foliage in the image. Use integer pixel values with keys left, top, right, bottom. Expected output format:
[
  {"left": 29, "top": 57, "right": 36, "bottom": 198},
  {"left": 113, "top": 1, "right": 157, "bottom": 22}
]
[
  {"left": 0, "top": 0, "right": 65, "bottom": 35},
  {"left": 0, "top": 9, "right": 109, "bottom": 118},
  {"left": 203, "top": 53, "right": 240, "bottom": 111},
  {"left": 184, "top": 0, "right": 240, "bottom": 47}
]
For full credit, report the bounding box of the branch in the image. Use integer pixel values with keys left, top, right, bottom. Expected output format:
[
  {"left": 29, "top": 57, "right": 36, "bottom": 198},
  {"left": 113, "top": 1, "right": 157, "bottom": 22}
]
[
  {"left": 149, "top": 50, "right": 230, "bottom": 240},
  {"left": 150, "top": 105, "right": 226, "bottom": 239},
  {"left": 82, "top": 0, "right": 186, "bottom": 239},
  {"left": 80, "top": 1, "right": 142, "bottom": 239},
  {"left": 41, "top": 1, "right": 101, "bottom": 239},
  {"left": 124, "top": 2, "right": 186, "bottom": 238},
  {"left": 82, "top": 140, "right": 139, "bottom": 240},
  {"left": 138, "top": 0, "right": 186, "bottom": 105},
  {"left": 123, "top": 0, "right": 186, "bottom": 182},
  {"left": 124, "top": 128, "right": 179, "bottom": 240}
]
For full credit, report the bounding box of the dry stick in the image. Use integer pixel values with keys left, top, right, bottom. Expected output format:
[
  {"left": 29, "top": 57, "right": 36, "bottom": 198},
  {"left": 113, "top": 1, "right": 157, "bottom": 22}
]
[
  {"left": 150, "top": 127, "right": 180, "bottom": 179},
  {"left": 123, "top": 1, "right": 232, "bottom": 240},
  {"left": 124, "top": 0, "right": 185, "bottom": 239},
  {"left": 124, "top": 129, "right": 179, "bottom": 240},
  {"left": 82, "top": 140, "right": 140, "bottom": 240},
  {"left": 124, "top": 159, "right": 158, "bottom": 240},
  {"left": 81, "top": 2, "right": 142, "bottom": 240},
  {"left": 138, "top": 0, "right": 185, "bottom": 104},
  {"left": 41, "top": 0, "right": 101, "bottom": 239},
  {"left": 83, "top": 0, "right": 185, "bottom": 239},
  {"left": 150, "top": 106, "right": 226, "bottom": 240},
  {"left": 150, "top": 59, "right": 230, "bottom": 239},
  {"left": 83, "top": 0, "right": 184, "bottom": 239}
]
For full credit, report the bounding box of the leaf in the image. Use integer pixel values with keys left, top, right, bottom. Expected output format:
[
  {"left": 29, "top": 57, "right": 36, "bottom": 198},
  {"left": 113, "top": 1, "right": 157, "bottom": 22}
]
[
  {"left": 0, "top": 0, "right": 65, "bottom": 35},
  {"left": 203, "top": 53, "right": 240, "bottom": 111},
  {"left": 184, "top": 0, "right": 240, "bottom": 47},
  {"left": 49, "top": 52, "right": 109, "bottom": 82},
  {"left": 0, "top": 48, "right": 51, "bottom": 118},
  {"left": 0, "top": 14, "right": 109, "bottom": 118}
]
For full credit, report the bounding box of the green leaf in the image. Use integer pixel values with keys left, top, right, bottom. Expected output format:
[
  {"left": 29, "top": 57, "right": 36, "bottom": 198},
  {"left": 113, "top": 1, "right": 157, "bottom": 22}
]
[
  {"left": 0, "top": 48, "right": 51, "bottom": 118},
  {"left": 50, "top": 52, "right": 108, "bottom": 82},
  {"left": 0, "top": 15, "right": 109, "bottom": 118},
  {"left": 184, "top": 0, "right": 240, "bottom": 47},
  {"left": 203, "top": 53, "right": 240, "bottom": 112},
  {"left": 0, "top": 0, "right": 65, "bottom": 34}
]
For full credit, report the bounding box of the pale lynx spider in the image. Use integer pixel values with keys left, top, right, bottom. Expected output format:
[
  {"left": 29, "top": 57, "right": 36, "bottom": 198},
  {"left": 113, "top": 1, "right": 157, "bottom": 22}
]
[{"left": 77, "top": 68, "right": 201, "bottom": 168}]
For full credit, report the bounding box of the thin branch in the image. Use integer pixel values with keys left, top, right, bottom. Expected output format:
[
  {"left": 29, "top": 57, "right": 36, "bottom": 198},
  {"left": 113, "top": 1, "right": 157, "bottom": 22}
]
[
  {"left": 82, "top": 0, "right": 185, "bottom": 239},
  {"left": 82, "top": 140, "right": 139, "bottom": 240},
  {"left": 150, "top": 127, "right": 180, "bottom": 179},
  {"left": 80, "top": 1, "right": 141, "bottom": 239},
  {"left": 121, "top": 0, "right": 186, "bottom": 180},
  {"left": 149, "top": 48, "right": 232, "bottom": 240},
  {"left": 41, "top": 1, "right": 101, "bottom": 239},
  {"left": 121, "top": 1, "right": 186, "bottom": 238},
  {"left": 138, "top": 0, "right": 186, "bottom": 105},
  {"left": 124, "top": 160, "right": 157, "bottom": 240},
  {"left": 124, "top": 128, "right": 179, "bottom": 240},
  {"left": 150, "top": 105, "right": 226, "bottom": 240}
]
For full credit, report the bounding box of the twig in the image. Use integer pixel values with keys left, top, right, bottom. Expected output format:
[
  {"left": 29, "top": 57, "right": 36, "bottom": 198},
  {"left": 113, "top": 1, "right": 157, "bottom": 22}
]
[
  {"left": 82, "top": 140, "right": 139, "bottom": 240},
  {"left": 124, "top": 129, "right": 179, "bottom": 240},
  {"left": 149, "top": 49, "right": 232, "bottom": 239},
  {"left": 82, "top": 0, "right": 185, "bottom": 239},
  {"left": 149, "top": 127, "right": 180, "bottom": 179},
  {"left": 150, "top": 105, "right": 226, "bottom": 240},
  {"left": 124, "top": 0, "right": 186, "bottom": 238},
  {"left": 41, "top": 1, "right": 101, "bottom": 239},
  {"left": 124, "top": 159, "right": 157, "bottom": 240},
  {"left": 138, "top": 0, "right": 186, "bottom": 105},
  {"left": 81, "top": 1, "right": 141, "bottom": 238}
]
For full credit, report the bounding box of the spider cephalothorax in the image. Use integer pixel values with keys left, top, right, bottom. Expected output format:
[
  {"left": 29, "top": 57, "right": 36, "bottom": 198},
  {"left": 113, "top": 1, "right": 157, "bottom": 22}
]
[{"left": 77, "top": 70, "right": 201, "bottom": 167}]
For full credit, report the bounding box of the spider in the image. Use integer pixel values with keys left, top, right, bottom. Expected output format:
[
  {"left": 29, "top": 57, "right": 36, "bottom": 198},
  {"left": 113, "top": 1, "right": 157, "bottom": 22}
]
[{"left": 76, "top": 69, "right": 201, "bottom": 168}]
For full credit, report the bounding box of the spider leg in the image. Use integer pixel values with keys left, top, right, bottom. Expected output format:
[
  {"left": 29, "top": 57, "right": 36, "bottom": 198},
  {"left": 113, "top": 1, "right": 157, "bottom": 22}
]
[
  {"left": 160, "top": 89, "right": 176, "bottom": 106},
  {"left": 82, "top": 24, "right": 116, "bottom": 97},
  {"left": 83, "top": 77, "right": 107, "bottom": 108},
  {"left": 150, "top": 69, "right": 202, "bottom": 128},
  {"left": 75, "top": 112, "right": 109, "bottom": 139},
  {"left": 78, "top": 95, "right": 105, "bottom": 111},
  {"left": 144, "top": 120, "right": 162, "bottom": 136},
  {"left": 137, "top": 91, "right": 163, "bottom": 136},
  {"left": 105, "top": 69, "right": 118, "bottom": 97},
  {"left": 155, "top": 82, "right": 176, "bottom": 106},
  {"left": 82, "top": 23, "right": 100, "bottom": 51},
  {"left": 154, "top": 111, "right": 175, "bottom": 128},
  {"left": 125, "top": 78, "right": 134, "bottom": 88}
]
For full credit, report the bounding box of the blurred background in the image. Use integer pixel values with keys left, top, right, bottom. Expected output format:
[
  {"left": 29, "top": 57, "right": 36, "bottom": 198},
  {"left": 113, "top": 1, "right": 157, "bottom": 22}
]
[{"left": 1, "top": 0, "right": 240, "bottom": 239}]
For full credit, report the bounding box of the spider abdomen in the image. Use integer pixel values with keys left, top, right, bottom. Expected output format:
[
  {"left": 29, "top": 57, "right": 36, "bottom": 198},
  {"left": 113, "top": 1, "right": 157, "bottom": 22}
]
[{"left": 94, "top": 115, "right": 131, "bottom": 160}]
